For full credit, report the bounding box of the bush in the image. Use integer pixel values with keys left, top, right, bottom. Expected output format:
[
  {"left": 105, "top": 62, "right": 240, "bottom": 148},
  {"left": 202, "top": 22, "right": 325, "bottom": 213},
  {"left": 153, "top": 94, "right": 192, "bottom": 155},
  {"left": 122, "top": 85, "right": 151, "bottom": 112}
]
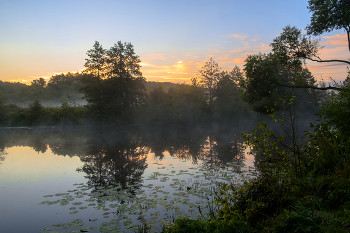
[{"left": 162, "top": 218, "right": 249, "bottom": 233}]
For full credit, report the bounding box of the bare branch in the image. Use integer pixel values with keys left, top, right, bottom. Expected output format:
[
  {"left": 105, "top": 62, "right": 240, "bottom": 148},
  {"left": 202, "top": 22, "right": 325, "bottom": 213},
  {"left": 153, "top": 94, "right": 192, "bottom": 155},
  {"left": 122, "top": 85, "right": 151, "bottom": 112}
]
[{"left": 307, "top": 57, "right": 350, "bottom": 66}]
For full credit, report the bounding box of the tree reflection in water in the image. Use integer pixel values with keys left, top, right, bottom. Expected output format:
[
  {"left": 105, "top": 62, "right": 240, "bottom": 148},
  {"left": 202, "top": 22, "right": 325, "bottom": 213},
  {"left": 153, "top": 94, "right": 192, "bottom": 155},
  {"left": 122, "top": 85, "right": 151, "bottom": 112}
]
[
  {"left": 76, "top": 129, "right": 148, "bottom": 203},
  {"left": 0, "top": 125, "right": 252, "bottom": 188},
  {"left": 143, "top": 126, "right": 246, "bottom": 171},
  {"left": 0, "top": 149, "right": 6, "bottom": 165},
  {"left": 0, "top": 125, "right": 255, "bottom": 231}
]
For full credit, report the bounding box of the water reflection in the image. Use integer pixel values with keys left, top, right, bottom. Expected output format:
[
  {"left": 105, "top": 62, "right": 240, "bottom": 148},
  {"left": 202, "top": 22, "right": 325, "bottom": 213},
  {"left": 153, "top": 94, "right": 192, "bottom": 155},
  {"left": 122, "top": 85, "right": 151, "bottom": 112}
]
[
  {"left": 0, "top": 149, "right": 6, "bottom": 165},
  {"left": 78, "top": 130, "right": 148, "bottom": 197},
  {"left": 0, "top": 125, "right": 256, "bottom": 232},
  {"left": 0, "top": 125, "right": 251, "bottom": 171}
]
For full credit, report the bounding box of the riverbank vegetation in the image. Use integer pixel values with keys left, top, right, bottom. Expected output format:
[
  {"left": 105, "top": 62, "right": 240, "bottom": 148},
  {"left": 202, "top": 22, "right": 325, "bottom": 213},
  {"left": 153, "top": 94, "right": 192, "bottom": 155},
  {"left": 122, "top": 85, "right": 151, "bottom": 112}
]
[
  {"left": 1, "top": 1, "right": 349, "bottom": 232},
  {"left": 0, "top": 40, "right": 318, "bottom": 127},
  {"left": 161, "top": 0, "right": 350, "bottom": 231}
]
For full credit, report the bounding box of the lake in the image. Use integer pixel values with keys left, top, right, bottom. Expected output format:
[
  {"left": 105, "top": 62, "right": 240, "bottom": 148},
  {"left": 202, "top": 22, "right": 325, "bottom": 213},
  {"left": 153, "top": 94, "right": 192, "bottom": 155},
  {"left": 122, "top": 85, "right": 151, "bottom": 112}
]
[{"left": 0, "top": 124, "right": 257, "bottom": 233}]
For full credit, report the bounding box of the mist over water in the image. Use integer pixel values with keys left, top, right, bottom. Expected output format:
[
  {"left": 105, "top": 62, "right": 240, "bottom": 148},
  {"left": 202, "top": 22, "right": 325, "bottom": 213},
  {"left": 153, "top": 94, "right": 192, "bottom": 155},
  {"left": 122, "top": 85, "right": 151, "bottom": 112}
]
[
  {"left": 0, "top": 112, "right": 319, "bottom": 233},
  {"left": 0, "top": 124, "right": 258, "bottom": 232}
]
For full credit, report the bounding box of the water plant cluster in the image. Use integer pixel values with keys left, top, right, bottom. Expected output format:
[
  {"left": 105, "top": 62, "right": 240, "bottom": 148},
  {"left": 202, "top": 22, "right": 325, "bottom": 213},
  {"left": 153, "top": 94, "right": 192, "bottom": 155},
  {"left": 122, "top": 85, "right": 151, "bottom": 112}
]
[{"left": 38, "top": 157, "right": 257, "bottom": 233}]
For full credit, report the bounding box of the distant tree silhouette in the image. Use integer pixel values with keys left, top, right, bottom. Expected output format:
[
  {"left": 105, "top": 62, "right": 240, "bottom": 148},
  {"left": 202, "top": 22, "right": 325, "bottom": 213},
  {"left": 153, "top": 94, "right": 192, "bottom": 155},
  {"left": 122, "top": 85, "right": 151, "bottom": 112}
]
[{"left": 80, "top": 41, "right": 147, "bottom": 123}]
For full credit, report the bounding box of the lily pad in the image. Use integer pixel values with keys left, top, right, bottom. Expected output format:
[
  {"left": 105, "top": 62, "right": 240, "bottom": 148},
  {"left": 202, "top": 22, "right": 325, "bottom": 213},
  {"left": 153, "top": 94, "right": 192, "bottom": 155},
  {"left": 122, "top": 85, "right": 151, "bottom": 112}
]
[
  {"left": 72, "top": 202, "right": 83, "bottom": 206},
  {"left": 38, "top": 201, "right": 49, "bottom": 205},
  {"left": 69, "top": 211, "right": 79, "bottom": 215},
  {"left": 43, "top": 195, "right": 54, "bottom": 198},
  {"left": 80, "top": 227, "right": 93, "bottom": 232},
  {"left": 41, "top": 228, "right": 52, "bottom": 232}
]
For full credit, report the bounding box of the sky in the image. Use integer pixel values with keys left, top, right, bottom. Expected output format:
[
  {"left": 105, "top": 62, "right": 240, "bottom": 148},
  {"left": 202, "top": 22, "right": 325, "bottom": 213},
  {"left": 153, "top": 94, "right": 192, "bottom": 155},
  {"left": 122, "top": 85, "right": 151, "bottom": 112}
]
[{"left": 0, "top": 0, "right": 349, "bottom": 85}]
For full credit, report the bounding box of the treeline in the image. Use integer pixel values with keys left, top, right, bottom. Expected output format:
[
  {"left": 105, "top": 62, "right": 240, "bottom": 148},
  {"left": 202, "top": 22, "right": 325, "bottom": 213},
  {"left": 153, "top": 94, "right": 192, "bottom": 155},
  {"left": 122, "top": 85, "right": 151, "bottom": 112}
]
[
  {"left": 0, "top": 74, "right": 177, "bottom": 107},
  {"left": 0, "top": 36, "right": 325, "bottom": 127},
  {"left": 0, "top": 72, "right": 85, "bottom": 106},
  {"left": 0, "top": 75, "right": 254, "bottom": 127}
]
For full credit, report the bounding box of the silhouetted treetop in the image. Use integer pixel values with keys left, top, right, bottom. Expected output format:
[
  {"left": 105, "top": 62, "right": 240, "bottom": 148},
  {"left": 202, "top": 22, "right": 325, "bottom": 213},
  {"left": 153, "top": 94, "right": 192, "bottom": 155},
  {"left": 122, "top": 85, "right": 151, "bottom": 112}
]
[{"left": 307, "top": 0, "right": 350, "bottom": 51}]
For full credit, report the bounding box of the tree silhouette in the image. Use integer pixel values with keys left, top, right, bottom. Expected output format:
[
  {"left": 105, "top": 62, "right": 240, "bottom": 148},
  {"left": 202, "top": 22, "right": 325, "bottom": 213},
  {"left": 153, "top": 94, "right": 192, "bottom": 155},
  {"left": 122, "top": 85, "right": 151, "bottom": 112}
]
[
  {"left": 197, "top": 58, "right": 221, "bottom": 107},
  {"left": 80, "top": 41, "right": 147, "bottom": 123}
]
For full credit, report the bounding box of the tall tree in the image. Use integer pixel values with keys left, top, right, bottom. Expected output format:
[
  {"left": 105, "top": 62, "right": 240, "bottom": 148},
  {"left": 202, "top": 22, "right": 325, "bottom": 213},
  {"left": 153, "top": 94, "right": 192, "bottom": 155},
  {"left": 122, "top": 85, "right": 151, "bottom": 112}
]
[
  {"left": 213, "top": 67, "right": 246, "bottom": 120},
  {"left": 307, "top": 0, "right": 350, "bottom": 51},
  {"left": 80, "top": 41, "right": 147, "bottom": 123},
  {"left": 84, "top": 41, "right": 106, "bottom": 78},
  {"left": 240, "top": 52, "right": 321, "bottom": 113},
  {"left": 106, "top": 41, "right": 142, "bottom": 78},
  {"left": 197, "top": 57, "right": 221, "bottom": 107},
  {"left": 271, "top": 25, "right": 345, "bottom": 90}
]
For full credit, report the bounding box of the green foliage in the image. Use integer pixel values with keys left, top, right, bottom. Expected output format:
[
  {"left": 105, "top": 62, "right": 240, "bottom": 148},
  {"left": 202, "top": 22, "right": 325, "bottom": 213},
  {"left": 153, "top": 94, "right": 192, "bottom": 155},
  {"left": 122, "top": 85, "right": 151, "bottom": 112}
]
[
  {"left": 162, "top": 218, "right": 249, "bottom": 233},
  {"left": 28, "top": 99, "right": 44, "bottom": 125},
  {"left": 240, "top": 27, "right": 323, "bottom": 113},
  {"left": 240, "top": 53, "right": 282, "bottom": 112},
  {"left": 59, "top": 95, "right": 81, "bottom": 124},
  {"left": 163, "top": 89, "right": 350, "bottom": 232},
  {"left": 319, "top": 82, "right": 350, "bottom": 138},
  {"left": 304, "top": 119, "right": 350, "bottom": 176}
]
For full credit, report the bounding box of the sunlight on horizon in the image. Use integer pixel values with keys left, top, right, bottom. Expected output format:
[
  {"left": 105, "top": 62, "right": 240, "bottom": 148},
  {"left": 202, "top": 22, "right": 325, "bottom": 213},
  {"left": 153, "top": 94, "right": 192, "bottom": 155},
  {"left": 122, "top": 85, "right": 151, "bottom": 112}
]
[{"left": 3, "top": 32, "right": 349, "bottom": 85}]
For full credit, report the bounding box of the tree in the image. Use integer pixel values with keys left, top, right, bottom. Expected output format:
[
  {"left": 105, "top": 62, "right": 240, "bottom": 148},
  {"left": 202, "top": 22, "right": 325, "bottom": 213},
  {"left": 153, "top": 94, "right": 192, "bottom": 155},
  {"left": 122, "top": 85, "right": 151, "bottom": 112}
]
[
  {"left": 240, "top": 52, "right": 321, "bottom": 113},
  {"left": 213, "top": 67, "right": 247, "bottom": 120},
  {"left": 319, "top": 82, "right": 350, "bottom": 138},
  {"left": 106, "top": 41, "right": 142, "bottom": 78},
  {"left": 31, "top": 78, "right": 46, "bottom": 87},
  {"left": 80, "top": 41, "right": 147, "bottom": 123},
  {"left": 307, "top": 0, "right": 350, "bottom": 51},
  {"left": 27, "top": 78, "right": 47, "bottom": 101},
  {"left": 28, "top": 99, "right": 44, "bottom": 124},
  {"left": 84, "top": 41, "right": 106, "bottom": 78},
  {"left": 240, "top": 53, "right": 284, "bottom": 112},
  {"left": 48, "top": 73, "right": 76, "bottom": 89},
  {"left": 272, "top": 25, "right": 350, "bottom": 77},
  {"left": 197, "top": 58, "right": 221, "bottom": 107}
]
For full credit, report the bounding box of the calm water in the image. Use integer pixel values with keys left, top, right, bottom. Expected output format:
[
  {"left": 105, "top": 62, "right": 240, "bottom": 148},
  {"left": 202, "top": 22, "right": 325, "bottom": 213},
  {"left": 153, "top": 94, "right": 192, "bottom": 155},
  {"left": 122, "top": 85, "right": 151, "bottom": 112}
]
[{"left": 0, "top": 125, "right": 256, "bottom": 233}]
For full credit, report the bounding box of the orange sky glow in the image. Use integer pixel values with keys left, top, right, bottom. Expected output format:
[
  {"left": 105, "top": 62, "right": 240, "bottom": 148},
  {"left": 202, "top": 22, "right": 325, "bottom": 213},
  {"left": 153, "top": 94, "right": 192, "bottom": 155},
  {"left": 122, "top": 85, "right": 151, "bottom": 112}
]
[{"left": 3, "top": 33, "right": 349, "bottom": 85}]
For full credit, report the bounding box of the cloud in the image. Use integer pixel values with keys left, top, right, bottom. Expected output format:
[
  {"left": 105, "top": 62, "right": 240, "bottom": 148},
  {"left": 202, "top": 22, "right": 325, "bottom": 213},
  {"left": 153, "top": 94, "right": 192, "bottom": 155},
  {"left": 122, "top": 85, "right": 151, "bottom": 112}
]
[
  {"left": 249, "top": 35, "right": 262, "bottom": 42},
  {"left": 258, "top": 43, "right": 270, "bottom": 52},
  {"left": 323, "top": 33, "right": 348, "bottom": 46},
  {"left": 305, "top": 32, "right": 349, "bottom": 82},
  {"left": 220, "top": 34, "right": 248, "bottom": 40},
  {"left": 139, "top": 62, "right": 155, "bottom": 67},
  {"left": 140, "top": 58, "right": 199, "bottom": 83},
  {"left": 139, "top": 34, "right": 275, "bottom": 83}
]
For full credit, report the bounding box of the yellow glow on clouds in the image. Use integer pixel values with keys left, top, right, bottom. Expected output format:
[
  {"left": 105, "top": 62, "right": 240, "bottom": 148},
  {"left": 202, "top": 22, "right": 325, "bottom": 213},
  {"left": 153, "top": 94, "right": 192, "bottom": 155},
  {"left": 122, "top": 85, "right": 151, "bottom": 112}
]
[
  {"left": 306, "top": 33, "right": 349, "bottom": 82},
  {"left": 3, "top": 33, "right": 348, "bottom": 84},
  {"left": 141, "top": 33, "right": 348, "bottom": 84}
]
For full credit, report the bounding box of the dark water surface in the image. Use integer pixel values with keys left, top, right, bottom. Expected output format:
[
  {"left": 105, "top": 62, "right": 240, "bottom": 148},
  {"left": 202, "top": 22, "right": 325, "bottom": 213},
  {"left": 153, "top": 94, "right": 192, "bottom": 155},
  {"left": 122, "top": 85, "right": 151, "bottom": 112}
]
[{"left": 0, "top": 125, "right": 256, "bottom": 233}]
